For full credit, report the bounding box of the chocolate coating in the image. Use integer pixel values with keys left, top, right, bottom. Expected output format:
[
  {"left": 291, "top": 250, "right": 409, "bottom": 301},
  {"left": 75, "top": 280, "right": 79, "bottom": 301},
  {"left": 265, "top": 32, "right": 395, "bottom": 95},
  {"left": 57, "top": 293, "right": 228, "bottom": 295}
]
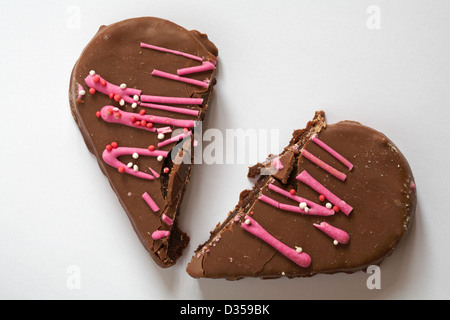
[
  {"left": 186, "top": 112, "right": 416, "bottom": 279},
  {"left": 69, "top": 17, "right": 218, "bottom": 267}
]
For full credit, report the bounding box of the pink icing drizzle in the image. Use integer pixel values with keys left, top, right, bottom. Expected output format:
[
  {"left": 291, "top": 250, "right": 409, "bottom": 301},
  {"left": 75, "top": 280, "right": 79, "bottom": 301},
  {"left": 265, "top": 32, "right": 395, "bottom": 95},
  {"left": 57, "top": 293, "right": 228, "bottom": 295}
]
[
  {"left": 85, "top": 74, "right": 141, "bottom": 104},
  {"left": 313, "top": 222, "right": 350, "bottom": 244},
  {"left": 152, "top": 69, "right": 209, "bottom": 88},
  {"left": 152, "top": 230, "right": 170, "bottom": 240},
  {"left": 100, "top": 106, "right": 196, "bottom": 129},
  {"left": 85, "top": 72, "right": 205, "bottom": 106},
  {"left": 311, "top": 135, "right": 354, "bottom": 171},
  {"left": 296, "top": 170, "right": 353, "bottom": 215},
  {"left": 140, "top": 42, "right": 204, "bottom": 62},
  {"left": 142, "top": 192, "right": 159, "bottom": 212},
  {"left": 140, "top": 94, "right": 203, "bottom": 105},
  {"left": 259, "top": 195, "right": 334, "bottom": 216},
  {"left": 301, "top": 149, "right": 347, "bottom": 181},
  {"left": 268, "top": 183, "right": 335, "bottom": 216},
  {"left": 102, "top": 146, "right": 168, "bottom": 180},
  {"left": 139, "top": 102, "right": 199, "bottom": 116},
  {"left": 157, "top": 126, "right": 172, "bottom": 134},
  {"left": 158, "top": 131, "right": 192, "bottom": 148},
  {"left": 241, "top": 216, "right": 311, "bottom": 268},
  {"left": 177, "top": 61, "right": 216, "bottom": 75},
  {"left": 161, "top": 214, "right": 173, "bottom": 226}
]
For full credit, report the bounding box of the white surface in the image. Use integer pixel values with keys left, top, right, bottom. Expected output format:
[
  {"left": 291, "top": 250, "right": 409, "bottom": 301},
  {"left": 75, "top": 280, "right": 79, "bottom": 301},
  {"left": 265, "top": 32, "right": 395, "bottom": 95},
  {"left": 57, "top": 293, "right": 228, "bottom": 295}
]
[{"left": 1, "top": 0, "right": 449, "bottom": 300}]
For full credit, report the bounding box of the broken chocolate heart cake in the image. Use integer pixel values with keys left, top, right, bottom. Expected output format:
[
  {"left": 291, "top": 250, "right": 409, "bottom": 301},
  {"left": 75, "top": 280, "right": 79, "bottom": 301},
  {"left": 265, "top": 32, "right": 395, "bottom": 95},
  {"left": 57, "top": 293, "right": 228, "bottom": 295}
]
[
  {"left": 69, "top": 17, "right": 218, "bottom": 267},
  {"left": 186, "top": 111, "right": 416, "bottom": 279}
]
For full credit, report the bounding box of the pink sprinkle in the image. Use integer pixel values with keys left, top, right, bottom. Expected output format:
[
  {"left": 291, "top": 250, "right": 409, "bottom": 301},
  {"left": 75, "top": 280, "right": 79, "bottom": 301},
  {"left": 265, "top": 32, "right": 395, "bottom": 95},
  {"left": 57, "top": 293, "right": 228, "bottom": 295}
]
[
  {"left": 241, "top": 216, "right": 311, "bottom": 268},
  {"left": 311, "top": 135, "right": 354, "bottom": 170},
  {"left": 158, "top": 131, "right": 192, "bottom": 148},
  {"left": 152, "top": 230, "right": 170, "bottom": 240},
  {"left": 140, "top": 95, "right": 203, "bottom": 105},
  {"left": 152, "top": 69, "right": 209, "bottom": 88},
  {"left": 139, "top": 102, "right": 199, "bottom": 116},
  {"left": 301, "top": 149, "right": 347, "bottom": 181},
  {"left": 272, "top": 157, "right": 284, "bottom": 171},
  {"left": 161, "top": 214, "right": 173, "bottom": 226},
  {"left": 140, "top": 42, "right": 204, "bottom": 62},
  {"left": 313, "top": 222, "right": 350, "bottom": 244},
  {"left": 296, "top": 170, "right": 353, "bottom": 216},
  {"left": 142, "top": 192, "right": 159, "bottom": 212},
  {"left": 177, "top": 61, "right": 216, "bottom": 75}
]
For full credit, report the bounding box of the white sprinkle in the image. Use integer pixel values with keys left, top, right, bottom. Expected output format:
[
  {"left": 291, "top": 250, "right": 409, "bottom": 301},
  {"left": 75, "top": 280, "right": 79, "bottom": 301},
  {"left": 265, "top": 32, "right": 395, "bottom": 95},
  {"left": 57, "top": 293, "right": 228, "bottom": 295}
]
[
  {"left": 127, "top": 162, "right": 133, "bottom": 168},
  {"left": 133, "top": 95, "right": 139, "bottom": 101},
  {"left": 304, "top": 207, "right": 309, "bottom": 213},
  {"left": 132, "top": 152, "right": 139, "bottom": 159},
  {"left": 119, "top": 99, "right": 125, "bottom": 106},
  {"left": 157, "top": 155, "right": 163, "bottom": 162},
  {"left": 333, "top": 240, "right": 339, "bottom": 245},
  {"left": 113, "top": 107, "right": 119, "bottom": 111},
  {"left": 78, "top": 90, "right": 86, "bottom": 96},
  {"left": 244, "top": 219, "right": 251, "bottom": 225},
  {"left": 157, "top": 133, "right": 165, "bottom": 140},
  {"left": 299, "top": 202, "right": 307, "bottom": 209},
  {"left": 120, "top": 83, "right": 127, "bottom": 89},
  {"left": 326, "top": 203, "right": 332, "bottom": 209},
  {"left": 133, "top": 164, "right": 139, "bottom": 172},
  {"left": 89, "top": 70, "right": 96, "bottom": 76},
  {"left": 295, "top": 246, "right": 303, "bottom": 253},
  {"left": 131, "top": 103, "right": 138, "bottom": 108}
]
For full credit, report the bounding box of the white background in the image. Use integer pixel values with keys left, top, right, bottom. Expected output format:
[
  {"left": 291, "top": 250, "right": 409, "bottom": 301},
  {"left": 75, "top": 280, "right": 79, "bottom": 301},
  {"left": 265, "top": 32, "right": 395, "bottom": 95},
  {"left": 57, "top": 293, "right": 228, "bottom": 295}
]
[{"left": 1, "top": 0, "right": 449, "bottom": 300}]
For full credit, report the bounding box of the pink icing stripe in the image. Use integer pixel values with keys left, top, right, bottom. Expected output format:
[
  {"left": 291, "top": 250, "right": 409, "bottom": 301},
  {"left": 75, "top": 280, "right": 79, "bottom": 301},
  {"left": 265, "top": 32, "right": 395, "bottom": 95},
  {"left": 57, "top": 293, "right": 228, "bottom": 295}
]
[
  {"left": 102, "top": 146, "right": 168, "bottom": 180},
  {"left": 311, "top": 135, "right": 354, "bottom": 171},
  {"left": 148, "top": 167, "right": 160, "bottom": 179},
  {"left": 152, "top": 230, "right": 170, "bottom": 240},
  {"left": 301, "top": 149, "right": 347, "bottom": 181},
  {"left": 313, "top": 222, "right": 350, "bottom": 244},
  {"left": 268, "top": 184, "right": 334, "bottom": 216},
  {"left": 161, "top": 214, "right": 173, "bottom": 226},
  {"left": 140, "top": 42, "right": 204, "bottom": 62},
  {"left": 177, "top": 61, "right": 216, "bottom": 75},
  {"left": 158, "top": 131, "right": 192, "bottom": 148},
  {"left": 100, "top": 106, "right": 196, "bottom": 129},
  {"left": 152, "top": 69, "right": 209, "bottom": 88},
  {"left": 140, "top": 95, "right": 203, "bottom": 105},
  {"left": 296, "top": 170, "right": 353, "bottom": 215},
  {"left": 272, "top": 157, "right": 284, "bottom": 171},
  {"left": 139, "top": 102, "right": 199, "bottom": 116},
  {"left": 85, "top": 74, "right": 141, "bottom": 104},
  {"left": 241, "top": 216, "right": 311, "bottom": 268},
  {"left": 157, "top": 126, "right": 172, "bottom": 134},
  {"left": 259, "top": 195, "right": 334, "bottom": 216},
  {"left": 142, "top": 192, "right": 159, "bottom": 212},
  {"left": 100, "top": 107, "right": 156, "bottom": 132}
]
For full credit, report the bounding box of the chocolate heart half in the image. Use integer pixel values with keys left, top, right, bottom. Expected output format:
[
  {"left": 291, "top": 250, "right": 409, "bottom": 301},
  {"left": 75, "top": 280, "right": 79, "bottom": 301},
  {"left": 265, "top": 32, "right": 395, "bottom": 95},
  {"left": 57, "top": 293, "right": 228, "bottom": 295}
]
[
  {"left": 69, "top": 17, "right": 218, "bottom": 267},
  {"left": 186, "top": 111, "right": 416, "bottom": 279}
]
